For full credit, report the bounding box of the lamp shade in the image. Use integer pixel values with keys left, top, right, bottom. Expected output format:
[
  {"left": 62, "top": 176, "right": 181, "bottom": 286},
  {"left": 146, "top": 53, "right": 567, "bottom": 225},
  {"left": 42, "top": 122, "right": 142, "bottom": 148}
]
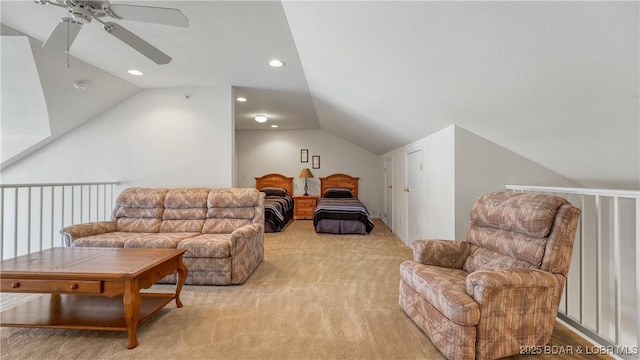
[{"left": 299, "top": 168, "right": 314, "bottom": 179}]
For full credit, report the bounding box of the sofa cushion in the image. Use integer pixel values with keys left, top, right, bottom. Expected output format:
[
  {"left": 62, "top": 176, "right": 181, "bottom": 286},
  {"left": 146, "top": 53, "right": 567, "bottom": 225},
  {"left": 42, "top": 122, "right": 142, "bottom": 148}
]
[
  {"left": 164, "top": 188, "right": 210, "bottom": 208},
  {"left": 178, "top": 234, "right": 231, "bottom": 258},
  {"left": 160, "top": 218, "right": 206, "bottom": 233},
  {"left": 202, "top": 218, "right": 252, "bottom": 234},
  {"left": 124, "top": 232, "right": 200, "bottom": 249},
  {"left": 160, "top": 188, "right": 209, "bottom": 232},
  {"left": 203, "top": 188, "right": 258, "bottom": 234},
  {"left": 115, "top": 218, "right": 163, "bottom": 233},
  {"left": 115, "top": 187, "right": 168, "bottom": 208},
  {"left": 207, "top": 188, "right": 260, "bottom": 207},
  {"left": 113, "top": 187, "right": 168, "bottom": 233},
  {"left": 71, "top": 232, "right": 153, "bottom": 248},
  {"left": 400, "top": 260, "right": 480, "bottom": 326},
  {"left": 207, "top": 207, "right": 255, "bottom": 219},
  {"left": 115, "top": 207, "right": 164, "bottom": 219}
]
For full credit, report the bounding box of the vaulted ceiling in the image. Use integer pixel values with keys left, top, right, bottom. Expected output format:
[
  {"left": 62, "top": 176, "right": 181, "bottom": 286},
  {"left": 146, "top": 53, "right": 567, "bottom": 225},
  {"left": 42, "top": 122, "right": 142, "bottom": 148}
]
[{"left": 1, "top": 1, "right": 638, "bottom": 189}]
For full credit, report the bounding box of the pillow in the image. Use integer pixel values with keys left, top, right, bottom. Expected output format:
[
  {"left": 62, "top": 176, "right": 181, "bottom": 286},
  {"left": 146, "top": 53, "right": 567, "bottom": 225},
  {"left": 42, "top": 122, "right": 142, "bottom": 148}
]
[
  {"left": 260, "top": 187, "right": 287, "bottom": 197},
  {"left": 324, "top": 187, "right": 354, "bottom": 198}
]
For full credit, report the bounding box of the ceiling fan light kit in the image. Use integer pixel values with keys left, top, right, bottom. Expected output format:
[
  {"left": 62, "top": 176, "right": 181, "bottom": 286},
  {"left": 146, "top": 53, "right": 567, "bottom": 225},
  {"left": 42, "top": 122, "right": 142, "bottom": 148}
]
[
  {"left": 69, "top": 5, "right": 92, "bottom": 23},
  {"left": 37, "top": 0, "right": 189, "bottom": 64}
]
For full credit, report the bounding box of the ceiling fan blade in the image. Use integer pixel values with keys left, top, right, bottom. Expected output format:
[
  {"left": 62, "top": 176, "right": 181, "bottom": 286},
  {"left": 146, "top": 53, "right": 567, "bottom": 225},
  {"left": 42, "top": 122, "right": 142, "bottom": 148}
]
[
  {"left": 108, "top": 4, "right": 189, "bottom": 28},
  {"left": 103, "top": 22, "right": 172, "bottom": 64},
  {"left": 42, "top": 17, "right": 83, "bottom": 51}
]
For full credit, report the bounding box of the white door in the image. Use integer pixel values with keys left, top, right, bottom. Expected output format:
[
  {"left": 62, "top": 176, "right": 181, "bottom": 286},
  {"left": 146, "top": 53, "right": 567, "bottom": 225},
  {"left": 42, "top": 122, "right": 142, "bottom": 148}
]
[
  {"left": 384, "top": 157, "right": 393, "bottom": 230},
  {"left": 406, "top": 148, "right": 423, "bottom": 244}
]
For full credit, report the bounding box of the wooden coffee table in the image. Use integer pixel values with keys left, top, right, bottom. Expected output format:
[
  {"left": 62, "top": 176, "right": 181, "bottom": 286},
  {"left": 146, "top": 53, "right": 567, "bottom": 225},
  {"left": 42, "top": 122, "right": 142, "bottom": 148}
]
[{"left": 0, "top": 247, "right": 187, "bottom": 349}]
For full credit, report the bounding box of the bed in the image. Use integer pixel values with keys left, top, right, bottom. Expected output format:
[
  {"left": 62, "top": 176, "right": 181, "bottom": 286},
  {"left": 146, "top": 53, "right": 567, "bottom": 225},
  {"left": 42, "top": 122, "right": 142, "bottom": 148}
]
[
  {"left": 255, "top": 173, "right": 295, "bottom": 233},
  {"left": 313, "top": 173, "right": 375, "bottom": 235}
]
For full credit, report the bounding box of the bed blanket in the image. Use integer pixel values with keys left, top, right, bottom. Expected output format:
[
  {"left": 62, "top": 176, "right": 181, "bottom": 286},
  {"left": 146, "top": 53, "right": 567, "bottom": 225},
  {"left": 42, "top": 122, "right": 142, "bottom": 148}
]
[{"left": 313, "top": 198, "right": 375, "bottom": 234}]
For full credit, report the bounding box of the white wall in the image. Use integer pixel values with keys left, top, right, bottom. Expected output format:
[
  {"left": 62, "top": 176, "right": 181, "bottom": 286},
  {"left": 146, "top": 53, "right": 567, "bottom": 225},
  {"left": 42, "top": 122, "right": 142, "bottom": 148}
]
[
  {"left": 381, "top": 124, "right": 583, "bottom": 246},
  {"left": 1, "top": 36, "right": 50, "bottom": 163},
  {"left": 236, "top": 129, "right": 382, "bottom": 217},
  {"left": 424, "top": 127, "right": 456, "bottom": 240},
  {"left": 454, "top": 126, "right": 582, "bottom": 239},
  {"left": 1, "top": 86, "right": 234, "bottom": 189}
]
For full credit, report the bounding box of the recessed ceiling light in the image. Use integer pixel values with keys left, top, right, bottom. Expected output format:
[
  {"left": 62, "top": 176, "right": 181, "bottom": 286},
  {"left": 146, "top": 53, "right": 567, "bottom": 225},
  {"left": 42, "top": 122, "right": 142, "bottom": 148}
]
[
  {"left": 254, "top": 115, "right": 268, "bottom": 123},
  {"left": 270, "top": 124, "right": 278, "bottom": 128},
  {"left": 128, "top": 69, "right": 144, "bottom": 76},
  {"left": 268, "top": 59, "right": 285, "bottom": 68},
  {"left": 236, "top": 97, "right": 247, "bottom": 102}
]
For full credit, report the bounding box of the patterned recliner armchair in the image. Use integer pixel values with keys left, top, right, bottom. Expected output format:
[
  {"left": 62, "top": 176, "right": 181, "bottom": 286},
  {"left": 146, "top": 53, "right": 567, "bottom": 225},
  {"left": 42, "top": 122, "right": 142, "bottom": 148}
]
[{"left": 399, "top": 191, "right": 581, "bottom": 360}]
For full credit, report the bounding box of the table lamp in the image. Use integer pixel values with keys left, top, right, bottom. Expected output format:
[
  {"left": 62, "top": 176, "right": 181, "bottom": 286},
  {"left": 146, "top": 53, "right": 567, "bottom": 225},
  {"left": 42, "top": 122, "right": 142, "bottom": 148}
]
[{"left": 299, "top": 168, "right": 314, "bottom": 196}]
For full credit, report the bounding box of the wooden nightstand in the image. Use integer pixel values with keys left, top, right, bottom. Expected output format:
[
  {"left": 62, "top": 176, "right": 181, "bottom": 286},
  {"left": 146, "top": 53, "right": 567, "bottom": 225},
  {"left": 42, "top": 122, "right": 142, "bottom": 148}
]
[{"left": 293, "top": 195, "right": 318, "bottom": 220}]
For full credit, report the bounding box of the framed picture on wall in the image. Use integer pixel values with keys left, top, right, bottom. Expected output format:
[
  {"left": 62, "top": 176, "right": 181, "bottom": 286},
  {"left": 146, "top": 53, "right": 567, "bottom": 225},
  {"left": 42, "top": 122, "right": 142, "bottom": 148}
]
[
  {"left": 312, "top": 155, "right": 320, "bottom": 169},
  {"left": 301, "top": 149, "right": 309, "bottom": 163}
]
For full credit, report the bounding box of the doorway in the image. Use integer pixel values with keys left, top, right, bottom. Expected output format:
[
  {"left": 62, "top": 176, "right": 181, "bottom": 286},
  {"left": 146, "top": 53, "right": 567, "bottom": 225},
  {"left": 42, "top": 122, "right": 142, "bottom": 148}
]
[
  {"left": 384, "top": 157, "right": 393, "bottom": 230},
  {"left": 406, "top": 147, "right": 423, "bottom": 245}
]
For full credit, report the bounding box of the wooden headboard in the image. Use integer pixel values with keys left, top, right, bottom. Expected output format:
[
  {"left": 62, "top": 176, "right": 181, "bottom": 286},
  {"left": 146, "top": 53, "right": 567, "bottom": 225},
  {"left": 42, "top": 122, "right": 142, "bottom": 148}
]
[
  {"left": 319, "top": 173, "right": 359, "bottom": 198},
  {"left": 255, "top": 173, "right": 294, "bottom": 195}
]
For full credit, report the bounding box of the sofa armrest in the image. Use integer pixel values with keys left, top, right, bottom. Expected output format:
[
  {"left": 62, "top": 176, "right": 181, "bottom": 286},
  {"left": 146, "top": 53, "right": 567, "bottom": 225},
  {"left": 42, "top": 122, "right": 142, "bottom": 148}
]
[
  {"left": 228, "top": 223, "right": 264, "bottom": 284},
  {"left": 465, "top": 268, "right": 559, "bottom": 304},
  {"left": 411, "top": 239, "right": 472, "bottom": 268},
  {"left": 60, "top": 221, "right": 116, "bottom": 247},
  {"left": 229, "top": 223, "right": 263, "bottom": 253}
]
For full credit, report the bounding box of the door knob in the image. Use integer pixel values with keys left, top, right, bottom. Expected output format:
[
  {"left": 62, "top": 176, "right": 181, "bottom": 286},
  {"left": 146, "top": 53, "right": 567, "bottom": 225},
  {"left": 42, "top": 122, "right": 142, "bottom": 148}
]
[{"left": 403, "top": 187, "right": 410, "bottom": 192}]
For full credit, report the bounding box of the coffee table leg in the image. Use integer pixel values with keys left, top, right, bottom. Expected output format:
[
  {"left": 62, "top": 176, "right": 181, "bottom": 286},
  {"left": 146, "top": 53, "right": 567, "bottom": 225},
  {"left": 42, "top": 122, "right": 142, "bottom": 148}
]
[
  {"left": 123, "top": 279, "right": 141, "bottom": 349},
  {"left": 175, "top": 257, "right": 187, "bottom": 308}
]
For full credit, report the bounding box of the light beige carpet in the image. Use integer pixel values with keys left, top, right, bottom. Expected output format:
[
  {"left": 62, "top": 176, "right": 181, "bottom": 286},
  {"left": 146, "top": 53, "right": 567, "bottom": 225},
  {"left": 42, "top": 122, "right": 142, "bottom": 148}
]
[{"left": 0, "top": 220, "right": 604, "bottom": 360}]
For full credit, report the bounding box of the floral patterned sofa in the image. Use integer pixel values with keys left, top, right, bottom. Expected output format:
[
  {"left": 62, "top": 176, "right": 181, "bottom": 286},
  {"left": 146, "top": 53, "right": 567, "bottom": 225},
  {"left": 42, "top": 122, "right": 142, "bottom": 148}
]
[{"left": 60, "top": 187, "right": 265, "bottom": 285}]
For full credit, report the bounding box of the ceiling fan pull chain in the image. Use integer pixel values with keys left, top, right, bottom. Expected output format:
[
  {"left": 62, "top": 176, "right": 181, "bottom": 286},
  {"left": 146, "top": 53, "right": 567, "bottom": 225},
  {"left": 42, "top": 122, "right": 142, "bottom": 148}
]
[{"left": 66, "top": 8, "right": 71, "bottom": 68}]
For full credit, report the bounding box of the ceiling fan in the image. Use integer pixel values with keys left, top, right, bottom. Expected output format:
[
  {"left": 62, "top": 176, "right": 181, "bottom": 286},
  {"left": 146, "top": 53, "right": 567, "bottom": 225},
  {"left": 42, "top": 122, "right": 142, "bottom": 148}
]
[{"left": 35, "top": 0, "right": 189, "bottom": 64}]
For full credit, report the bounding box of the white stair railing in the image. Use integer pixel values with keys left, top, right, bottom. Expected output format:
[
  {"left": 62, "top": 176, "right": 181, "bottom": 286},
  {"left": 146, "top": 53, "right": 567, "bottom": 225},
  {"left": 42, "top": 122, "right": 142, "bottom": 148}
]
[
  {"left": 0, "top": 182, "right": 119, "bottom": 260},
  {"left": 506, "top": 185, "right": 640, "bottom": 359}
]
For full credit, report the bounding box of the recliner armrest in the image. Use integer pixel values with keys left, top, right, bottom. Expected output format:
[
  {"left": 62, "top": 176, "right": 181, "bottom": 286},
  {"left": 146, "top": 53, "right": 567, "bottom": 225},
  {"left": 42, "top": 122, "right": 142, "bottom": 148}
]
[
  {"left": 465, "top": 268, "right": 559, "bottom": 304},
  {"left": 60, "top": 221, "right": 117, "bottom": 247},
  {"left": 411, "top": 239, "right": 472, "bottom": 268}
]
